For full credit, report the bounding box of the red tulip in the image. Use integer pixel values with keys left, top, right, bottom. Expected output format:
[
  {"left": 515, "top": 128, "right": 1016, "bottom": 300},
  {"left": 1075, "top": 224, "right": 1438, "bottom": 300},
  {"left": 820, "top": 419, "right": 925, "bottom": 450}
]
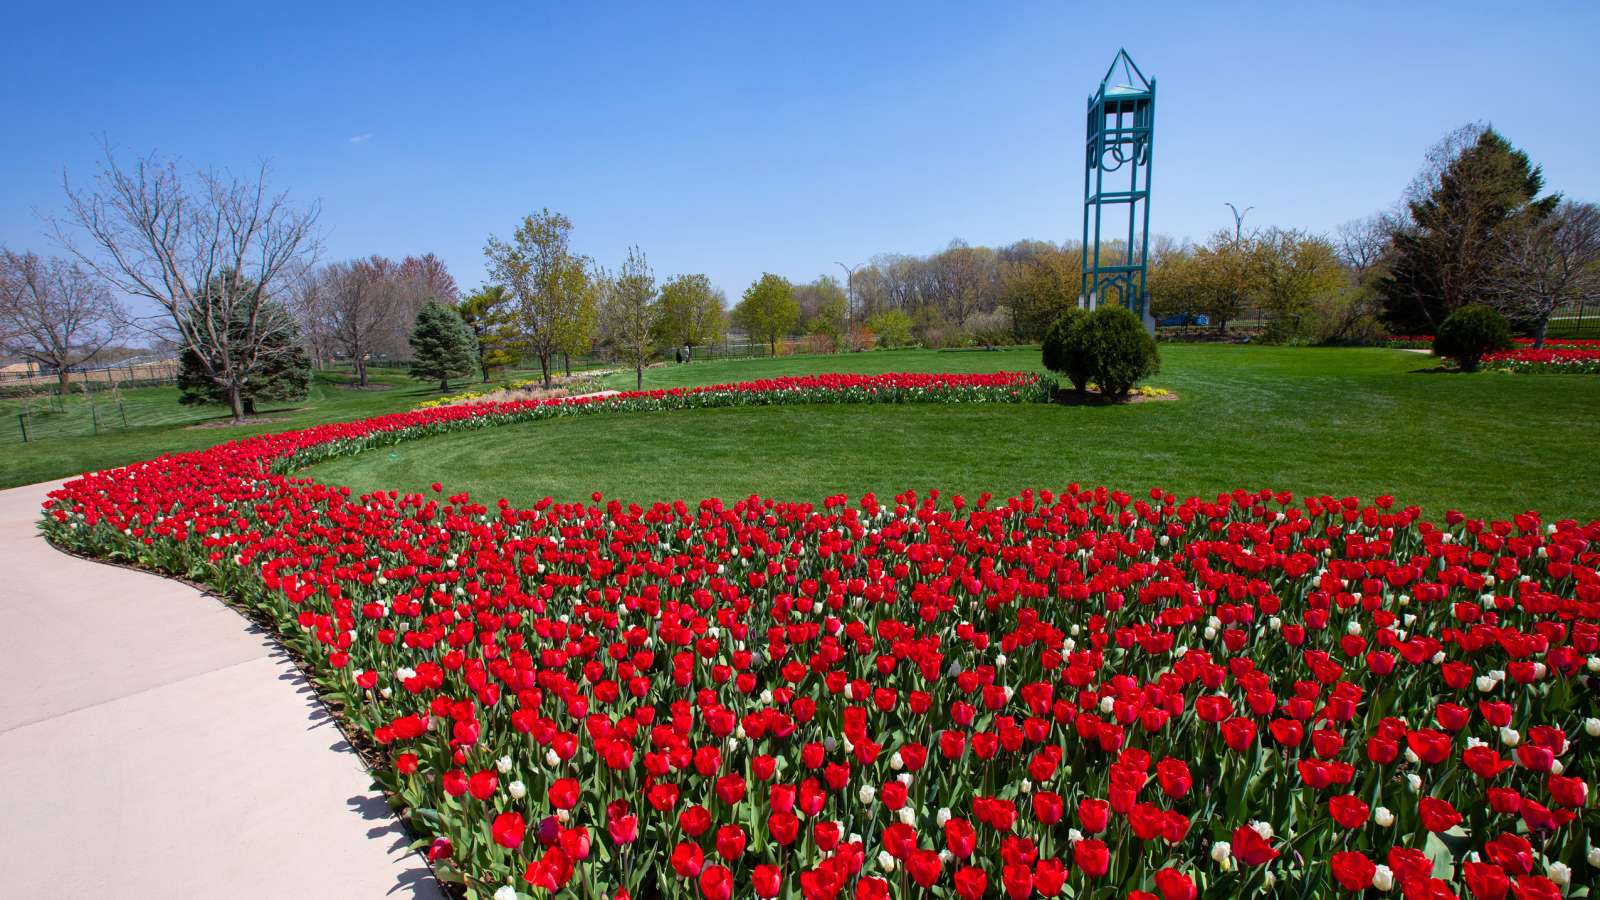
[
  {"left": 1461, "top": 861, "right": 1509, "bottom": 900},
  {"left": 468, "top": 769, "right": 497, "bottom": 801},
  {"left": 1033, "top": 858, "right": 1066, "bottom": 897},
  {"left": 1328, "top": 794, "right": 1369, "bottom": 829},
  {"left": 698, "top": 865, "right": 732, "bottom": 900},
  {"left": 907, "top": 849, "right": 943, "bottom": 888},
  {"left": 1073, "top": 838, "right": 1110, "bottom": 878},
  {"left": 1418, "top": 796, "right": 1462, "bottom": 833},
  {"left": 670, "top": 841, "right": 704, "bottom": 878},
  {"left": 607, "top": 814, "right": 638, "bottom": 845},
  {"left": 953, "top": 865, "right": 988, "bottom": 900},
  {"left": 1230, "top": 826, "right": 1278, "bottom": 867},
  {"left": 711, "top": 825, "right": 745, "bottom": 862},
  {"left": 548, "top": 777, "right": 580, "bottom": 810},
  {"left": 1076, "top": 797, "right": 1110, "bottom": 834},
  {"left": 1329, "top": 851, "right": 1375, "bottom": 891},
  {"left": 752, "top": 864, "right": 782, "bottom": 898},
  {"left": 1153, "top": 867, "right": 1197, "bottom": 900},
  {"left": 768, "top": 810, "right": 799, "bottom": 846},
  {"left": 1031, "top": 790, "right": 1064, "bottom": 825}
]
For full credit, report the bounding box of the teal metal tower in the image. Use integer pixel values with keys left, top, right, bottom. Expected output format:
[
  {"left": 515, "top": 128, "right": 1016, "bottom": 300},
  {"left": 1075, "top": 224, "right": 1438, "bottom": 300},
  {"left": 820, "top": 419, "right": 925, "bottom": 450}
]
[{"left": 1080, "top": 49, "right": 1155, "bottom": 329}]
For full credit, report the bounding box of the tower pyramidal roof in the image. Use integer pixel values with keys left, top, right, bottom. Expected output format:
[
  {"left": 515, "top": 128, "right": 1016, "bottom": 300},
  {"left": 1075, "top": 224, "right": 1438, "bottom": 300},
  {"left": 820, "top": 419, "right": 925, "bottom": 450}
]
[{"left": 1101, "top": 49, "right": 1151, "bottom": 97}]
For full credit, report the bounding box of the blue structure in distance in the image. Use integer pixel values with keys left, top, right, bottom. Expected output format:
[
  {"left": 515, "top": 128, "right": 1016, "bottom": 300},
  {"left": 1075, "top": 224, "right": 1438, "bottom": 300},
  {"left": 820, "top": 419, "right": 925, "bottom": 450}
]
[{"left": 1080, "top": 49, "right": 1156, "bottom": 332}]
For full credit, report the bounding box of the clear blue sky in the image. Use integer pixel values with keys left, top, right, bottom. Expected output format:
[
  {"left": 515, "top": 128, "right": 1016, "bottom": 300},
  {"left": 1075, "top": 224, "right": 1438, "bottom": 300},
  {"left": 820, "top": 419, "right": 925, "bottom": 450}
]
[{"left": 3, "top": 1, "right": 1597, "bottom": 306}]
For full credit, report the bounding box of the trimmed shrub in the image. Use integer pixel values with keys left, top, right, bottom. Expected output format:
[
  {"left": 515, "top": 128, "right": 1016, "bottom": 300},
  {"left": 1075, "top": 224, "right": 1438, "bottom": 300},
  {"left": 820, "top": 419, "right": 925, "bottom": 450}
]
[
  {"left": 1081, "top": 306, "right": 1160, "bottom": 397},
  {"left": 1434, "top": 305, "right": 1512, "bottom": 372},
  {"left": 1041, "top": 307, "right": 1091, "bottom": 392}
]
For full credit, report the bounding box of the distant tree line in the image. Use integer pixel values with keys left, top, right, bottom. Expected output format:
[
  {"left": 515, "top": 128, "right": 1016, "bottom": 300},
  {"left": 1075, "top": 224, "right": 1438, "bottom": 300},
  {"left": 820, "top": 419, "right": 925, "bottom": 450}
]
[
  {"left": 1147, "top": 124, "right": 1599, "bottom": 345},
  {"left": 15, "top": 125, "right": 1594, "bottom": 428}
]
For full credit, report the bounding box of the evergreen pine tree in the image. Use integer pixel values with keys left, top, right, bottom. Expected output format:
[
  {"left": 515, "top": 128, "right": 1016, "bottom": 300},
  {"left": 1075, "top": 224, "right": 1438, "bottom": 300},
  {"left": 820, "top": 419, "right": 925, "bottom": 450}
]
[
  {"left": 408, "top": 299, "right": 479, "bottom": 391},
  {"left": 178, "top": 276, "right": 310, "bottom": 415},
  {"left": 1379, "top": 127, "right": 1557, "bottom": 333}
]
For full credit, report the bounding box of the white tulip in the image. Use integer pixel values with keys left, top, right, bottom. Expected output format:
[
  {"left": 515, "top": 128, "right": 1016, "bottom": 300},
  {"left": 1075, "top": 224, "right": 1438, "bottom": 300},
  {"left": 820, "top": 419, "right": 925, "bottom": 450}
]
[
  {"left": 508, "top": 780, "right": 526, "bottom": 800},
  {"left": 936, "top": 807, "right": 952, "bottom": 827},
  {"left": 1372, "top": 864, "right": 1394, "bottom": 891},
  {"left": 1211, "top": 841, "right": 1232, "bottom": 863},
  {"left": 1250, "top": 821, "right": 1273, "bottom": 840},
  {"left": 495, "top": 886, "right": 518, "bottom": 900},
  {"left": 1374, "top": 807, "right": 1394, "bottom": 827},
  {"left": 1548, "top": 862, "right": 1570, "bottom": 886},
  {"left": 1585, "top": 717, "right": 1600, "bottom": 737},
  {"left": 858, "top": 784, "right": 876, "bottom": 805},
  {"left": 496, "top": 755, "right": 513, "bottom": 774},
  {"left": 1500, "top": 727, "right": 1521, "bottom": 747},
  {"left": 877, "top": 850, "right": 895, "bottom": 872}
]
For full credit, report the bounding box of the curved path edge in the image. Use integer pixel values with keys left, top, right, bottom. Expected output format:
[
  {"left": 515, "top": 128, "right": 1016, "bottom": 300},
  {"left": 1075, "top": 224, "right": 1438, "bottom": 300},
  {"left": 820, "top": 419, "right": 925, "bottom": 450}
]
[{"left": 0, "top": 479, "right": 444, "bottom": 899}]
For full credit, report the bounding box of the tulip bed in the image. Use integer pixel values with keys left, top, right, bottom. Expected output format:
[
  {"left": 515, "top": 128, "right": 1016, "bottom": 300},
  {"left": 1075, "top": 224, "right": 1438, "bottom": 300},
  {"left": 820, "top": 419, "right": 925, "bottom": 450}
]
[
  {"left": 1481, "top": 349, "right": 1600, "bottom": 375},
  {"left": 1383, "top": 336, "right": 1600, "bottom": 357},
  {"left": 39, "top": 370, "right": 1600, "bottom": 900}
]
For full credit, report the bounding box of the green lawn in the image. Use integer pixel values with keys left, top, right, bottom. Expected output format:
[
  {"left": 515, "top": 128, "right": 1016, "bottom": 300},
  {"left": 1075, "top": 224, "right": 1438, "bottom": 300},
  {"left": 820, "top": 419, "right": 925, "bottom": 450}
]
[
  {"left": 0, "top": 368, "right": 442, "bottom": 488},
  {"left": 303, "top": 345, "right": 1600, "bottom": 521}
]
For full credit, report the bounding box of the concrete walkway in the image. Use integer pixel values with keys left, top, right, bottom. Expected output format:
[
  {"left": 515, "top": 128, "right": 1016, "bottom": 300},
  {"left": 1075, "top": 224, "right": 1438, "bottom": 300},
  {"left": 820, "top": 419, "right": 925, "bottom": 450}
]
[{"left": 0, "top": 480, "right": 444, "bottom": 899}]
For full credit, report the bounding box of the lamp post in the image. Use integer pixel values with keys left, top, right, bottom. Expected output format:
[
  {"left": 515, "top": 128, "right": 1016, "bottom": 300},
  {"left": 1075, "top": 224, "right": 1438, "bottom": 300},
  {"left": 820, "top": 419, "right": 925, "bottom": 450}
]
[
  {"left": 835, "top": 261, "right": 861, "bottom": 347},
  {"left": 1225, "top": 202, "right": 1253, "bottom": 243}
]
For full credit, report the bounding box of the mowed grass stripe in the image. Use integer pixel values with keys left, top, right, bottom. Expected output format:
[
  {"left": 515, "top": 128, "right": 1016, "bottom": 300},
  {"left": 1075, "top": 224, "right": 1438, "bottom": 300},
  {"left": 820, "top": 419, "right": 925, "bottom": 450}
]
[{"left": 304, "top": 345, "right": 1600, "bottom": 521}]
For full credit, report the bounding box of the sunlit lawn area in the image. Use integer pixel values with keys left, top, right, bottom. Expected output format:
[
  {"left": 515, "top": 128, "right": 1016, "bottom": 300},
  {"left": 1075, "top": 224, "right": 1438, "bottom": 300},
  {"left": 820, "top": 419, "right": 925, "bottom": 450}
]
[
  {"left": 304, "top": 345, "right": 1600, "bottom": 521},
  {"left": 0, "top": 368, "right": 439, "bottom": 488}
]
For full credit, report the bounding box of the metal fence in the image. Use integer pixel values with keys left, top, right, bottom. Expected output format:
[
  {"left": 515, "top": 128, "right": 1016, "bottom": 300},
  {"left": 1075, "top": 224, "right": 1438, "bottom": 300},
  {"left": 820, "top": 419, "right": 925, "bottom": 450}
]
[
  {"left": 0, "top": 357, "right": 180, "bottom": 390},
  {"left": 1, "top": 371, "right": 200, "bottom": 441},
  {"left": 1548, "top": 301, "right": 1598, "bottom": 340}
]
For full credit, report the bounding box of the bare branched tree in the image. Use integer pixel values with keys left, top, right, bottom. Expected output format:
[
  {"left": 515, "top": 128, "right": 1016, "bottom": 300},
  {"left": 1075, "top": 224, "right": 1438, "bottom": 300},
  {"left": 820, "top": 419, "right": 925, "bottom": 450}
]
[
  {"left": 56, "top": 149, "right": 319, "bottom": 421},
  {"left": 0, "top": 249, "right": 124, "bottom": 386},
  {"left": 1334, "top": 214, "right": 1394, "bottom": 284},
  {"left": 1489, "top": 201, "right": 1600, "bottom": 347},
  {"left": 324, "top": 258, "right": 403, "bottom": 387},
  {"left": 1401, "top": 123, "right": 1489, "bottom": 214}
]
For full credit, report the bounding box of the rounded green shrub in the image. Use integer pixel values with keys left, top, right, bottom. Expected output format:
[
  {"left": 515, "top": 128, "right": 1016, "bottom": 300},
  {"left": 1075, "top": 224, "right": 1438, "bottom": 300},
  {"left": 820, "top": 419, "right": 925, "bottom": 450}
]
[
  {"left": 1041, "top": 307, "right": 1091, "bottom": 392},
  {"left": 1433, "top": 305, "right": 1512, "bottom": 372},
  {"left": 1081, "top": 305, "right": 1160, "bottom": 397}
]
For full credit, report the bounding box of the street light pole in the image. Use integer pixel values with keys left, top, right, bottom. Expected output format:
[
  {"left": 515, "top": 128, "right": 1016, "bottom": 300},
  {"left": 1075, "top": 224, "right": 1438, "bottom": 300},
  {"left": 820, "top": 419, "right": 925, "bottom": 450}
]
[
  {"left": 835, "top": 261, "right": 861, "bottom": 348},
  {"left": 1224, "top": 203, "right": 1254, "bottom": 243}
]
